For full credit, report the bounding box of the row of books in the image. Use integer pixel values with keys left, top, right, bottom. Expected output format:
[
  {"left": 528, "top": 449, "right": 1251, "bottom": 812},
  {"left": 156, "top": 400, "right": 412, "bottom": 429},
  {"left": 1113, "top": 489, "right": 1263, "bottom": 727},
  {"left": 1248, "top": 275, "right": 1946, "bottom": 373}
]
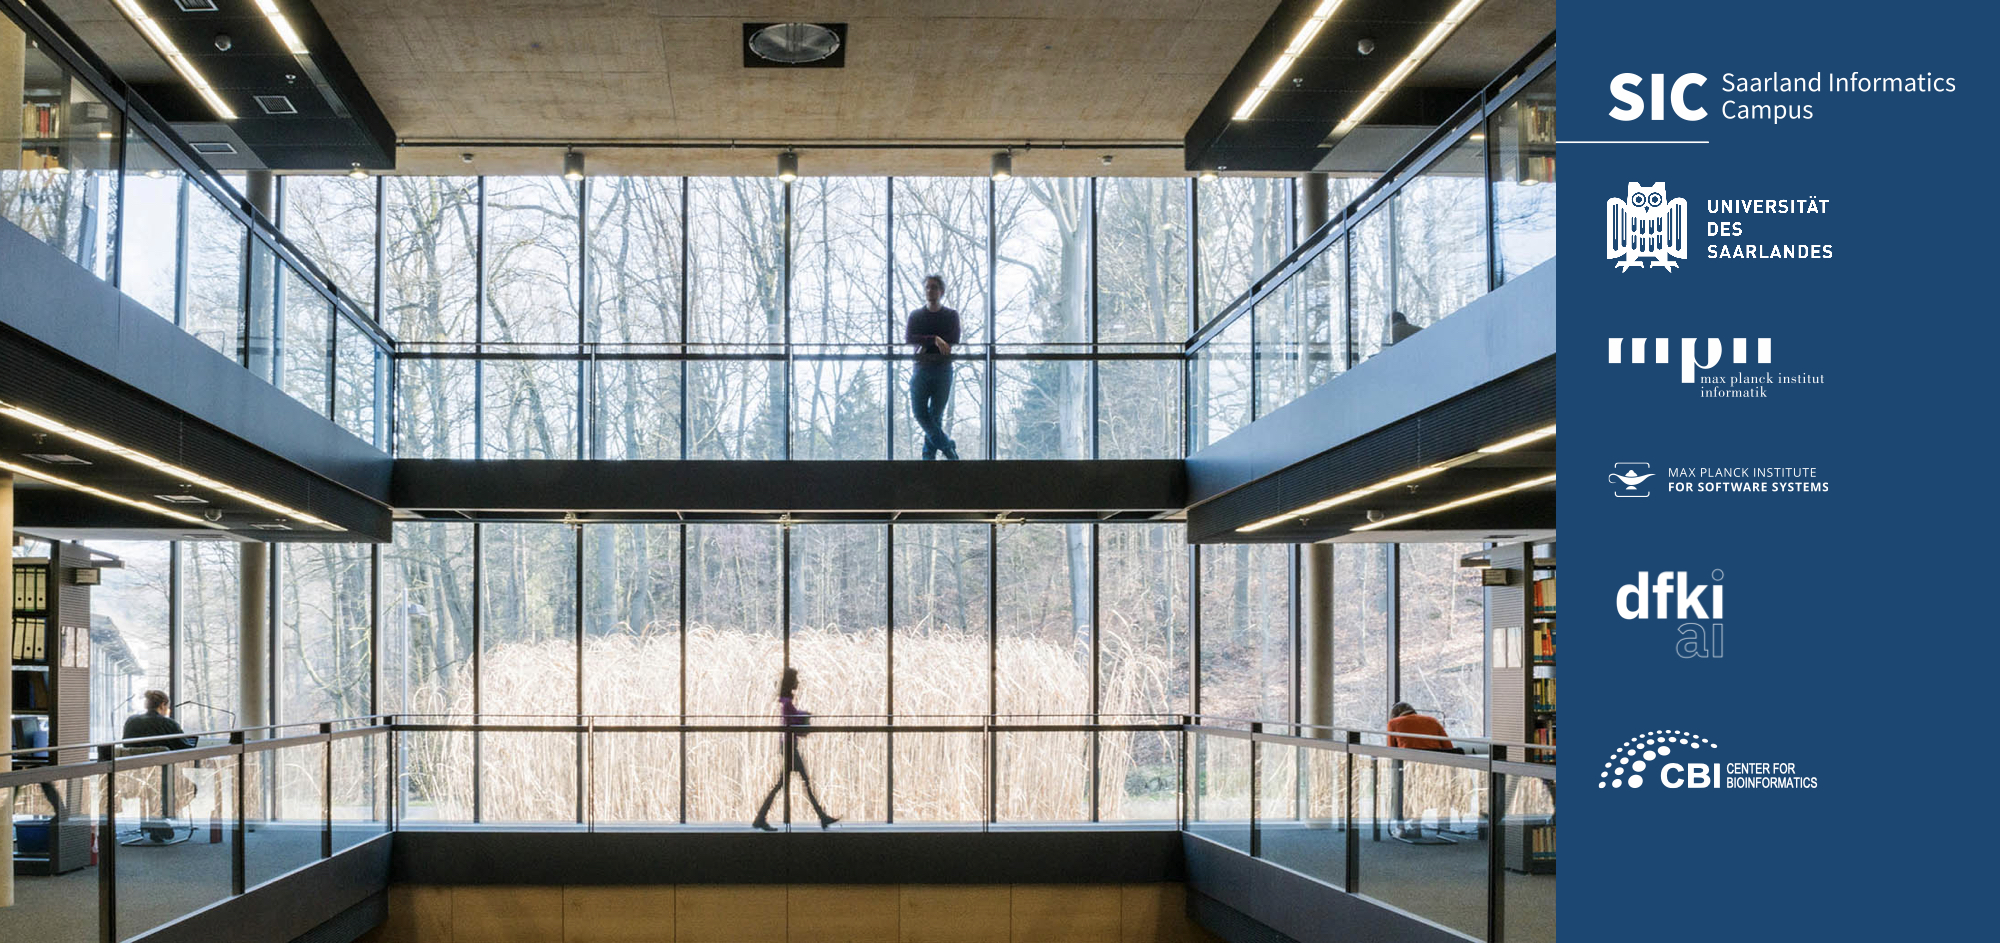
[
  {"left": 1517, "top": 104, "right": 1556, "bottom": 144},
  {"left": 1531, "top": 576, "right": 1556, "bottom": 613},
  {"left": 12, "top": 617, "right": 48, "bottom": 662},
  {"left": 14, "top": 566, "right": 49, "bottom": 612},
  {"left": 20, "top": 100, "right": 59, "bottom": 138},
  {"left": 1528, "top": 823, "right": 1556, "bottom": 858},
  {"left": 1531, "top": 677, "right": 1556, "bottom": 712},
  {"left": 1519, "top": 155, "right": 1556, "bottom": 184},
  {"left": 1531, "top": 624, "right": 1555, "bottom": 661},
  {"left": 1528, "top": 719, "right": 1556, "bottom": 763}
]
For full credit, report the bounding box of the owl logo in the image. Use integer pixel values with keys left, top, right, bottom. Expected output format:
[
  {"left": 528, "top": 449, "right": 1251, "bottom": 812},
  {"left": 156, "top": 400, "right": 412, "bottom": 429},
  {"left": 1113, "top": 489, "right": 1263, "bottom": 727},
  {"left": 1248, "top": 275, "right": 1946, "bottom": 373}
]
[{"left": 1606, "top": 182, "right": 1688, "bottom": 271}]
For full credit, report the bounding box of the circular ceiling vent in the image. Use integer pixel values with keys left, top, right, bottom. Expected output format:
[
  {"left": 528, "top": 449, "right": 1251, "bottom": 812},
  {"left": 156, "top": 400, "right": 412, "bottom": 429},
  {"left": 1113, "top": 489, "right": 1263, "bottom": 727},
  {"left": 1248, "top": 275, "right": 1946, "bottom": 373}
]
[{"left": 748, "top": 23, "right": 841, "bottom": 64}]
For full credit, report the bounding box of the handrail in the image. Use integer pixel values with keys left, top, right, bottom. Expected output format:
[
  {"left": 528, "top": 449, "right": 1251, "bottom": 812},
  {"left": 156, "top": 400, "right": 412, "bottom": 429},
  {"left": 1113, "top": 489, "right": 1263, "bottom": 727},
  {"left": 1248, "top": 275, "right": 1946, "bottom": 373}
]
[
  {"left": 1184, "top": 713, "right": 1557, "bottom": 754},
  {"left": 1185, "top": 33, "right": 1557, "bottom": 355}
]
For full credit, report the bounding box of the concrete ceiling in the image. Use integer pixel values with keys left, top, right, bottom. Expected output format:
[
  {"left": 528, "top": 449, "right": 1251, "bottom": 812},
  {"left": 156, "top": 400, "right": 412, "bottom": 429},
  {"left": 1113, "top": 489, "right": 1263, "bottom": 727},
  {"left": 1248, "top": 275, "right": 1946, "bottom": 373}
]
[{"left": 42, "top": 0, "right": 1552, "bottom": 176}]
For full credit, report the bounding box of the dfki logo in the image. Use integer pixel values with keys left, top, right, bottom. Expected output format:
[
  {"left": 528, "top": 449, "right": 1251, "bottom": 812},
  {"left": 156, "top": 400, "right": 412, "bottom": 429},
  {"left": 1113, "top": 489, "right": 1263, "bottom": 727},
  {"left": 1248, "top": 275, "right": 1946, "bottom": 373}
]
[
  {"left": 1608, "top": 337, "right": 1771, "bottom": 383},
  {"left": 1616, "top": 570, "right": 1725, "bottom": 659},
  {"left": 1600, "top": 731, "right": 1721, "bottom": 789},
  {"left": 1606, "top": 182, "right": 1689, "bottom": 271},
  {"left": 1609, "top": 462, "right": 1654, "bottom": 497}
]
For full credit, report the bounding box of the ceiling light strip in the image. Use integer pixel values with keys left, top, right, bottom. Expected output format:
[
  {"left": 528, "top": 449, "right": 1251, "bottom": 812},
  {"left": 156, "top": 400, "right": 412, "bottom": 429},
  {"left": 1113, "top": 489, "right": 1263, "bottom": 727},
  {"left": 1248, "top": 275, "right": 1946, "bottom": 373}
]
[
  {"left": 108, "top": 0, "right": 237, "bottom": 120},
  {"left": 0, "top": 403, "right": 343, "bottom": 532},
  {"left": 1351, "top": 473, "right": 1555, "bottom": 533},
  {"left": 1232, "top": 0, "right": 1349, "bottom": 121},
  {"left": 253, "top": 0, "right": 310, "bottom": 55},
  {"left": 1235, "top": 424, "right": 1553, "bottom": 533},
  {"left": 0, "top": 459, "right": 217, "bottom": 528},
  {"left": 1331, "top": 0, "right": 1488, "bottom": 136}
]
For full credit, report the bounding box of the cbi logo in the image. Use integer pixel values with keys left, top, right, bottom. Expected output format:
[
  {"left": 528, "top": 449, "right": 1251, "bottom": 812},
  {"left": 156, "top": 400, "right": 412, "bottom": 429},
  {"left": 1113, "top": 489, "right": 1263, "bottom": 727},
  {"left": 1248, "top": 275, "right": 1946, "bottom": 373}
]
[
  {"left": 1607, "top": 337, "right": 1771, "bottom": 383},
  {"left": 1615, "top": 569, "right": 1725, "bottom": 659},
  {"left": 1599, "top": 730, "right": 1721, "bottom": 790}
]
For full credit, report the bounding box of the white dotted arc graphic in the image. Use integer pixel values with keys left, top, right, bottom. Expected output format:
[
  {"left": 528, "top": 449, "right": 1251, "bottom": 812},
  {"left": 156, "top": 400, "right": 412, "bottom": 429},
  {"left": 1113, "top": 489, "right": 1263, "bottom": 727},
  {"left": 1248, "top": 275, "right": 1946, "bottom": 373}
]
[{"left": 1600, "top": 729, "right": 1717, "bottom": 788}]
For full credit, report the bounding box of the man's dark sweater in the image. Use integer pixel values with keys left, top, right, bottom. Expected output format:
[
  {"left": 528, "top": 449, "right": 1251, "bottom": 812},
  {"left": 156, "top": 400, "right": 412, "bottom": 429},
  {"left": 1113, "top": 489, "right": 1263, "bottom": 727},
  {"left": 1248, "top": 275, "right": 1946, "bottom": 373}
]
[
  {"left": 905, "top": 306, "right": 961, "bottom": 364},
  {"left": 122, "top": 710, "right": 196, "bottom": 750}
]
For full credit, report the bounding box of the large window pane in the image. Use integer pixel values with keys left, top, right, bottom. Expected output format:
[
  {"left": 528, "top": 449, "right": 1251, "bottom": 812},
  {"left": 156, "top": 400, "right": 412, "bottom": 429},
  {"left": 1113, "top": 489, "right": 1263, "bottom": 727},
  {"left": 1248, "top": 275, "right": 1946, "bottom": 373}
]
[
  {"left": 594, "top": 359, "right": 683, "bottom": 459},
  {"left": 482, "top": 358, "right": 578, "bottom": 459},
  {"left": 1396, "top": 543, "right": 1485, "bottom": 737},
  {"left": 789, "top": 525, "right": 887, "bottom": 823},
  {"left": 1350, "top": 208, "right": 1392, "bottom": 364},
  {"left": 1197, "top": 177, "right": 1289, "bottom": 324},
  {"left": 995, "top": 357, "right": 1088, "bottom": 459},
  {"left": 336, "top": 319, "right": 384, "bottom": 446},
  {"left": 1190, "top": 314, "right": 1250, "bottom": 451},
  {"left": 1394, "top": 134, "right": 1487, "bottom": 331},
  {"left": 381, "top": 522, "right": 475, "bottom": 822},
  {"left": 397, "top": 356, "right": 476, "bottom": 459},
  {"left": 1492, "top": 69, "right": 1558, "bottom": 284},
  {"left": 87, "top": 541, "right": 171, "bottom": 743},
  {"left": 891, "top": 523, "right": 989, "bottom": 823},
  {"left": 1097, "top": 358, "right": 1181, "bottom": 459},
  {"left": 478, "top": 523, "right": 577, "bottom": 823},
  {"left": 176, "top": 541, "right": 242, "bottom": 734},
  {"left": 792, "top": 177, "right": 888, "bottom": 347},
  {"left": 792, "top": 356, "right": 886, "bottom": 460},
  {"left": 277, "top": 544, "right": 372, "bottom": 722},
  {"left": 1098, "top": 523, "right": 1187, "bottom": 821},
  {"left": 281, "top": 175, "right": 378, "bottom": 317},
  {"left": 1332, "top": 544, "right": 1389, "bottom": 730},
  {"left": 582, "top": 524, "right": 681, "bottom": 715},
  {"left": 891, "top": 177, "right": 986, "bottom": 345},
  {"left": 1, "top": 34, "right": 117, "bottom": 278},
  {"left": 684, "top": 524, "right": 782, "bottom": 823},
  {"left": 996, "top": 524, "right": 1091, "bottom": 822},
  {"left": 585, "top": 176, "right": 682, "bottom": 344},
  {"left": 1255, "top": 244, "right": 1342, "bottom": 417},
  {"left": 1198, "top": 544, "right": 1290, "bottom": 722},
  {"left": 994, "top": 178, "right": 1088, "bottom": 346},
  {"left": 119, "top": 133, "right": 182, "bottom": 319},
  {"left": 484, "top": 176, "right": 580, "bottom": 343},
  {"left": 1097, "top": 178, "right": 1189, "bottom": 344},
  {"left": 686, "top": 357, "right": 782, "bottom": 459},
  {"left": 687, "top": 177, "right": 784, "bottom": 346},
  {"left": 184, "top": 187, "right": 245, "bottom": 362},
  {"left": 278, "top": 264, "right": 330, "bottom": 414},
  {"left": 383, "top": 176, "right": 478, "bottom": 342}
]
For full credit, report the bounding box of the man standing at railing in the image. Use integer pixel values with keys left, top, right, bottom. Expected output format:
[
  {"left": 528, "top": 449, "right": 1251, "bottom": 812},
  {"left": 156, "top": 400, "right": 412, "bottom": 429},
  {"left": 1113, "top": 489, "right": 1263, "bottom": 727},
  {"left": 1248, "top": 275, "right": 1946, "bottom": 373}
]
[{"left": 905, "top": 274, "right": 962, "bottom": 461}]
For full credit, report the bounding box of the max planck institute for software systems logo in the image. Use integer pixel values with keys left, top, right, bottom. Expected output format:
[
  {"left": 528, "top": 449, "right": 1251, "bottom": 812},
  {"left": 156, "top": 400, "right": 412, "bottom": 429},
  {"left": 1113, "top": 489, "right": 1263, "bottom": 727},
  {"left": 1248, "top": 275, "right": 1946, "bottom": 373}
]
[
  {"left": 1607, "top": 182, "right": 1688, "bottom": 271},
  {"left": 1609, "top": 462, "right": 1654, "bottom": 497}
]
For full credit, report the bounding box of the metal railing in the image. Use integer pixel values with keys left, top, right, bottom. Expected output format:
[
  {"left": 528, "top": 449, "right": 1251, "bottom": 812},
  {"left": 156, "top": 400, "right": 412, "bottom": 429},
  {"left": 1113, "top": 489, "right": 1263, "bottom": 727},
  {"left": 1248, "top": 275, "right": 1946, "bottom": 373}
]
[{"left": 4, "top": 713, "right": 1553, "bottom": 942}]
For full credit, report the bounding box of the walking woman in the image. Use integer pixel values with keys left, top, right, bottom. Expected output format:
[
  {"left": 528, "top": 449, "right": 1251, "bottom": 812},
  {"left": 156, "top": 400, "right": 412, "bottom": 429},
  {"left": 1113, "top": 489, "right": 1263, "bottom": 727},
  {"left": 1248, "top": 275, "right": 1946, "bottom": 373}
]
[{"left": 752, "top": 668, "right": 840, "bottom": 830}]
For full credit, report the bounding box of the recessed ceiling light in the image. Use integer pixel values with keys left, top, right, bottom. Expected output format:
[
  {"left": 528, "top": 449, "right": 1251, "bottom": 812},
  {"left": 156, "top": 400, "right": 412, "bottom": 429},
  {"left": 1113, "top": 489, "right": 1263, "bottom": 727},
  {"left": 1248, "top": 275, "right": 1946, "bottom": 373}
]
[
  {"left": 252, "top": 0, "right": 310, "bottom": 56},
  {"left": 0, "top": 459, "right": 211, "bottom": 527},
  {"left": 1236, "top": 423, "right": 1554, "bottom": 533},
  {"left": 1352, "top": 473, "right": 1555, "bottom": 532},
  {"left": 108, "top": 0, "right": 236, "bottom": 119},
  {"left": 1233, "top": 0, "right": 1348, "bottom": 121},
  {"left": 1332, "top": 0, "right": 1488, "bottom": 137},
  {"left": 22, "top": 453, "right": 91, "bottom": 465}
]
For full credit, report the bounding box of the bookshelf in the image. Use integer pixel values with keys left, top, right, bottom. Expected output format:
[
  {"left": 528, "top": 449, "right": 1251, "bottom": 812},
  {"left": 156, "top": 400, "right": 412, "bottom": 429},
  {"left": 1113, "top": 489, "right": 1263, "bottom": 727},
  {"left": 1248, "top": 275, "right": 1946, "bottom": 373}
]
[
  {"left": 11, "top": 542, "right": 94, "bottom": 875},
  {"left": 1506, "top": 96, "right": 1556, "bottom": 186},
  {"left": 1474, "top": 540, "right": 1556, "bottom": 876}
]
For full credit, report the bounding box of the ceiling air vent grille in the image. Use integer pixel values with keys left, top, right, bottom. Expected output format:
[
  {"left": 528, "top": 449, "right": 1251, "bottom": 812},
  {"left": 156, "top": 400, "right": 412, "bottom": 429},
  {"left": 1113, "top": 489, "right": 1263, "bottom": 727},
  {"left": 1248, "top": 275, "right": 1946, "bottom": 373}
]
[
  {"left": 744, "top": 23, "right": 846, "bottom": 68},
  {"left": 191, "top": 142, "right": 237, "bottom": 155},
  {"left": 254, "top": 95, "right": 298, "bottom": 115},
  {"left": 175, "top": 0, "right": 220, "bottom": 12}
]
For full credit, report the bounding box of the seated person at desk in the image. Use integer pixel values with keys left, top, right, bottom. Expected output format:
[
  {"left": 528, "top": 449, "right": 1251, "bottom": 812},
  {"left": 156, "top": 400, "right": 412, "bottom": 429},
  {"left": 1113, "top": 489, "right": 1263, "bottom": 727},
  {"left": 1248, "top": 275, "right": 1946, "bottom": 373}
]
[
  {"left": 122, "top": 690, "right": 197, "bottom": 750},
  {"left": 1387, "top": 702, "right": 1456, "bottom": 752}
]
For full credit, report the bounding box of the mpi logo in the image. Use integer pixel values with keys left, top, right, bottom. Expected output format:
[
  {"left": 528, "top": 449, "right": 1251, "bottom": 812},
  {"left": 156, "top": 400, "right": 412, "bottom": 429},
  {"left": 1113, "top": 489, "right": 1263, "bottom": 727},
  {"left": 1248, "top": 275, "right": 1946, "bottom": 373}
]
[
  {"left": 1616, "top": 570, "right": 1725, "bottom": 659},
  {"left": 1608, "top": 337, "right": 1772, "bottom": 383},
  {"left": 1601, "top": 730, "right": 1722, "bottom": 789}
]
